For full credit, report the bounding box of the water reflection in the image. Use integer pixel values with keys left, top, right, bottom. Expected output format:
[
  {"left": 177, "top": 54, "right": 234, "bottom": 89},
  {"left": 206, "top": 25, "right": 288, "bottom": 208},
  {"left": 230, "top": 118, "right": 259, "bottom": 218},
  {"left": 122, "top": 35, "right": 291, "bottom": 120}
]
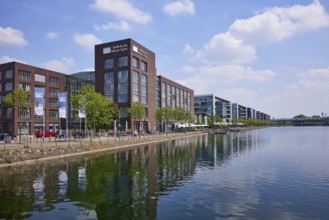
[
  {"left": 1, "top": 128, "right": 329, "bottom": 219},
  {"left": 0, "top": 136, "right": 199, "bottom": 219}
]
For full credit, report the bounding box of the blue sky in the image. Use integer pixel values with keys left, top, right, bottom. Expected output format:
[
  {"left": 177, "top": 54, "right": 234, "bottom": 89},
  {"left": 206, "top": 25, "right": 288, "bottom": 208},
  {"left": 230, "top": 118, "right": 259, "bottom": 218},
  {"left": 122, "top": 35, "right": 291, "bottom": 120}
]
[{"left": 1, "top": 0, "right": 329, "bottom": 118}]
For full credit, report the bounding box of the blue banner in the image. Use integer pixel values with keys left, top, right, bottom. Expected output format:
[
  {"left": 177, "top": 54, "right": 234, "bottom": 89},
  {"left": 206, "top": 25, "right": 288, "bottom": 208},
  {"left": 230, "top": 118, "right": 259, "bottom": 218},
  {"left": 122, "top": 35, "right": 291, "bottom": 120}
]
[
  {"left": 34, "top": 87, "right": 44, "bottom": 116},
  {"left": 58, "top": 92, "right": 67, "bottom": 118}
]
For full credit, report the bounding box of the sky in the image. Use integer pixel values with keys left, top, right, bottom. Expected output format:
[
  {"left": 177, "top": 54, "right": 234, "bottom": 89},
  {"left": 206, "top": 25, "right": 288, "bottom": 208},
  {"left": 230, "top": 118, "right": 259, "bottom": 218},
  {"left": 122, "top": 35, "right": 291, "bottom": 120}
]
[{"left": 1, "top": 0, "right": 329, "bottom": 119}]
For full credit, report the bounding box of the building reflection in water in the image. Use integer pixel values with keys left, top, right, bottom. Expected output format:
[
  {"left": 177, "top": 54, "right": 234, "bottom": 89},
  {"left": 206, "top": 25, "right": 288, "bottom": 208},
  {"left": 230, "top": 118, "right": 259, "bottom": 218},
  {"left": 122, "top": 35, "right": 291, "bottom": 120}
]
[{"left": 0, "top": 132, "right": 259, "bottom": 219}]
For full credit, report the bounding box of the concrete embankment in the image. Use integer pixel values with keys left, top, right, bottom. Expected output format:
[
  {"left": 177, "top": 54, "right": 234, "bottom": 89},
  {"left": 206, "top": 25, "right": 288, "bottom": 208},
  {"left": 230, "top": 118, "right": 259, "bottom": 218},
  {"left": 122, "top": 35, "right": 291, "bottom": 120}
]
[{"left": 0, "top": 132, "right": 207, "bottom": 168}]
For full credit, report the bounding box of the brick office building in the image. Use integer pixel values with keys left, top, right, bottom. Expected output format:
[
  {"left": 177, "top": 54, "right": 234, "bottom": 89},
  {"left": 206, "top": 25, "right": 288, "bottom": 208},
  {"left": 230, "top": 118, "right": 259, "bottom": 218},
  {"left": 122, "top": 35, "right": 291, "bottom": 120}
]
[
  {"left": 156, "top": 75, "right": 194, "bottom": 131},
  {"left": 95, "top": 39, "right": 194, "bottom": 133},
  {"left": 0, "top": 62, "right": 66, "bottom": 135}
]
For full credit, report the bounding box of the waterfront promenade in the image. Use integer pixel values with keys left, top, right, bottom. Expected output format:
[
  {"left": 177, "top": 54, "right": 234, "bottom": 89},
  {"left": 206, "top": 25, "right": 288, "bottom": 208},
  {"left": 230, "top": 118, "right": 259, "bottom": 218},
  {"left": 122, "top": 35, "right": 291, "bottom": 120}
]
[{"left": 0, "top": 131, "right": 207, "bottom": 167}]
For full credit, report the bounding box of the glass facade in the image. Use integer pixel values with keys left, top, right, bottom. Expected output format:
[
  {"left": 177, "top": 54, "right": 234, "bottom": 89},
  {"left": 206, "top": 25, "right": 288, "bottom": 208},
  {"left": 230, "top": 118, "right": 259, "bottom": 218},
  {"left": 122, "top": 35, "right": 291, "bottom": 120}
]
[
  {"left": 118, "top": 70, "right": 128, "bottom": 103},
  {"left": 141, "top": 74, "right": 147, "bottom": 104},
  {"left": 133, "top": 71, "right": 139, "bottom": 102},
  {"left": 104, "top": 72, "right": 114, "bottom": 99}
]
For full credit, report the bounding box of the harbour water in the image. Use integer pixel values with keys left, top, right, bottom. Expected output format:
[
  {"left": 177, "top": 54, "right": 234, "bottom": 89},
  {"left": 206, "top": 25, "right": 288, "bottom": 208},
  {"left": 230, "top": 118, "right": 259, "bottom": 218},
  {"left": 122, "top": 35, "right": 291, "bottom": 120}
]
[{"left": 0, "top": 127, "right": 329, "bottom": 219}]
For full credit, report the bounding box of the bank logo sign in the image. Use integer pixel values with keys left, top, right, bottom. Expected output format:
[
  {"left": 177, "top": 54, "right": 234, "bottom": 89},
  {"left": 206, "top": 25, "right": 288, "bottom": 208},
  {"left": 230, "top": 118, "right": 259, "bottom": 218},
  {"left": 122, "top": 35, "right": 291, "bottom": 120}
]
[
  {"left": 103, "top": 44, "right": 128, "bottom": 54},
  {"left": 103, "top": 47, "right": 111, "bottom": 54}
]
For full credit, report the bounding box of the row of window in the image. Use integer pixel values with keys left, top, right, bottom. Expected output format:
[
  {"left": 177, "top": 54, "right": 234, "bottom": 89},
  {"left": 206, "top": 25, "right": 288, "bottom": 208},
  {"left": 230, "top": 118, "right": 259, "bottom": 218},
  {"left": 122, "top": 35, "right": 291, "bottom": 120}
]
[
  {"left": 104, "top": 56, "right": 147, "bottom": 72},
  {"left": 0, "top": 69, "right": 60, "bottom": 84},
  {"left": 158, "top": 81, "right": 191, "bottom": 110},
  {"left": 3, "top": 108, "right": 59, "bottom": 119}
]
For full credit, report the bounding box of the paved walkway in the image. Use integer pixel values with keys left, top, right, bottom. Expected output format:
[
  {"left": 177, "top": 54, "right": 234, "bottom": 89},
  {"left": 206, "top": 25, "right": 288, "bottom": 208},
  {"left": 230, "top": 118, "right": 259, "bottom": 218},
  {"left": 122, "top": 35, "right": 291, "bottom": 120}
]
[{"left": 1, "top": 132, "right": 201, "bottom": 150}]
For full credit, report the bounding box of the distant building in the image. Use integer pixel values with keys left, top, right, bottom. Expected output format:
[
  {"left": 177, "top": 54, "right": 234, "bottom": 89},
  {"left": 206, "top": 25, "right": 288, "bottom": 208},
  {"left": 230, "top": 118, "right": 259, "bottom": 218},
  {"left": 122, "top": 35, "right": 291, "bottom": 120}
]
[
  {"left": 0, "top": 62, "right": 66, "bottom": 135},
  {"left": 194, "top": 94, "right": 231, "bottom": 122},
  {"left": 232, "top": 103, "right": 247, "bottom": 119}
]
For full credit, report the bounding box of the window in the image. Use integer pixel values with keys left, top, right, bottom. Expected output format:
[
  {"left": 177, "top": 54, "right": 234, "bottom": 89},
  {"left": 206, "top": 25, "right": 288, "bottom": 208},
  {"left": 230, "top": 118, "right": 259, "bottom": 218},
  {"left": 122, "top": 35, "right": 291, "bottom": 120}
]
[
  {"left": 167, "top": 84, "right": 171, "bottom": 107},
  {"left": 35, "top": 74, "right": 45, "bottom": 83},
  {"left": 119, "top": 108, "right": 128, "bottom": 117},
  {"left": 49, "top": 110, "right": 59, "bottom": 119},
  {"left": 49, "top": 98, "right": 58, "bottom": 106},
  {"left": 0, "top": 71, "right": 2, "bottom": 80},
  {"left": 49, "top": 87, "right": 59, "bottom": 95},
  {"left": 19, "top": 83, "right": 31, "bottom": 91},
  {"left": 5, "top": 82, "right": 13, "bottom": 91},
  {"left": 132, "top": 57, "right": 139, "bottom": 68},
  {"left": 141, "top": 61, "right": 147, "bottom": 71},
  {"left": 133, "top": 71, "right": 139, "bottom": 102},
  {"left": 104, "top": 58, "right": 114, "bottom": 69},
  {"left": 117, "top": 70, "right": 128, "bottom": 103},
  {"left": 118, "top": 70, "right": 128, "bottom": 82},
  {"left": 161, "top": 82, "right": 166, "bottom": 107},
  {"left": 0, "top": 95, "right": 1, "bottom": 104},
  {"left": 18, "top": 108, "right": 30, "bottom": 118},
  {"left": 5, "top": 107, "right": 13, "bottom": 119},
  {"left": 118, "top": 56, "right": 128, "bottom": 67},
  {"left": 49, "top": 77, "right": 59, "bottom": 85},
  {"left": 26, "top": 96, "right": 31, "bottom": 104},
  {"left": 0, "top": 84, "right": 2, "bottom": 92},
  {"left": 171, "top": 86, "right": 176, "bottom": 109},
  {"left": 5, "top": 70, "right": 13, "bottom": 79},
  {"left": 141, "top": 74, "right": 147, "bottom": 104},
  {"left": 18, "top": 70, "right": 31, "bottom": 79},
  {"left": 104, "top": 72, "right": 114, "bottom": 98}
]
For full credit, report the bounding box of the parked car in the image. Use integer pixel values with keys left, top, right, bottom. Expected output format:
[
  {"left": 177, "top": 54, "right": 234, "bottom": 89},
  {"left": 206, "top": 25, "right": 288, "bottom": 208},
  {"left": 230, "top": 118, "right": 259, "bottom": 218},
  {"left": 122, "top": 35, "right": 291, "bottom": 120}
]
[
  {"left": 72, "top": 131, "right": 86, "bottom": 138},
  {"left": 55, "top": 130, "right": 67, "bottom": 138},
  {"left": 0, "top": 132, "right": 13, "bottom": 140},
  {"left": 35, "top": 130, "right": 56, "bottom": 138}
]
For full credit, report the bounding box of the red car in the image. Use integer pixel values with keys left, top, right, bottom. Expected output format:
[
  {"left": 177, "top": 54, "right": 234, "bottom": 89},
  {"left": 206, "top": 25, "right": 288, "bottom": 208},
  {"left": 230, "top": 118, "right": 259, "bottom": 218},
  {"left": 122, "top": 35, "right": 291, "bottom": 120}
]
[{"left": 35, "top": 130, "right": 56, "bottom": 138}]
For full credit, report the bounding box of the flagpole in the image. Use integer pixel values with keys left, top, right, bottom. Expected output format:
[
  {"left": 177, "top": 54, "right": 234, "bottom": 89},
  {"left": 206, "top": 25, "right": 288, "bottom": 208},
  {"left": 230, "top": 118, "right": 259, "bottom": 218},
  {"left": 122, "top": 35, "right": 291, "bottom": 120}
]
[
  {"left": 66, "top": 92, "right": 69, "bottom": 140},
  {"left": 42, "top": 91, "right": 45, "bottom": 143}
]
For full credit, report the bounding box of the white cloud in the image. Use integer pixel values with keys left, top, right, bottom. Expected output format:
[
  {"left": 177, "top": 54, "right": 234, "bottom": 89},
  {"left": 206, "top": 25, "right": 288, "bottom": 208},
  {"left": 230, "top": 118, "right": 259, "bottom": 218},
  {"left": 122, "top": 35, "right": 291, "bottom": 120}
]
[
  {"left": 91, "top": 0, "right": 152, "bottom": 24},
  {"left": 193, "top": 1, "right": 329, "bottom": 65},
  {"left": 177, "top": 65, "right": 275, "bottom": 95},
  {"left": 229, "top": 0, "right": 329, "bottom": 46},
  {"left": 82, "top": 67, "right": 95, "bottom": 72},
  {"left": 164, "top": 0, "right": 195, "bottom": 16},
  {"left": 0, "top": 56, "right": 26, "bottom": 64},
  {"left": 42, "top": 57, "right": 75, "bottom": 73},
  {"left": 262, "top": 67, "right": 329, "bottom": 118},
  {"left": 286, "top": 67, "right": 329, "bottom": 91},
  {"left": 0, "top": 26, "right": 28, "bottom": 46},
  {"left": 73, "top": 33, "right": 102, "bottom": 51},
  {"left": 46, "top": 32, "right": 59, "bottom": 40},
  {"left": 182, "top": 43, "right": 194, "bottom": 55},
  {"left": 195, "top": 33, "right": 256, "bottom": 65},
  {"left": 94, "top": 20, "right": 130, "bottom": 31}
]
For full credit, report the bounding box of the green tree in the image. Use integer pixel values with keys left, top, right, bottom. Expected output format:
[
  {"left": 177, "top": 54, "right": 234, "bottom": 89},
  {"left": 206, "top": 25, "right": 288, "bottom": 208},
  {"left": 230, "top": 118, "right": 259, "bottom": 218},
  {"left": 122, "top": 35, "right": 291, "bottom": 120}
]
[
  {"left": 155, "top": 108, "right": 165, "bottom": 132},
  {"left": 162, "top": 106, "right": 173, "bottom": 132},
  {"left": 128, "top": 102, "right": 145, "bottom": 134},
  {"left": 293, "top": 114, "right": 308, "bottom": 118},
  {"left": 72, "top": 85, "right": 117, "bottom": 141},
  {"left": 173, "top": 107, "right": 186, "bottom": 124},
  {"left": 3, "top": 86, "right": 30, "bottom": 143},
  {"left": 207, "top": 115, "right": 222, "bottom": 126}
]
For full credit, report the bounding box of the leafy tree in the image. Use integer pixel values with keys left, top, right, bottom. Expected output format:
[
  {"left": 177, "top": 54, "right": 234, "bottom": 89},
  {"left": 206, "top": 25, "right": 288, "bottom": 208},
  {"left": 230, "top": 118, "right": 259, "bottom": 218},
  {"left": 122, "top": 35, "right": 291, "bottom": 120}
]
[
  {"left": 173, "top": 107, "right": 186, "bottom": 124},
  {"left": 162, "top": 106, "right": 173, "bottom": 132},
  {"left": 72, "top": 85, "right": 117, "bottom": 141},
  {"left": 155, "top": 108, "right": 165, "bottom": 132},
  {"left": 128, "top": 102, "right": 145, "bottom": 134},
  {"left": 3, "top": 86, "right": 30, "bottom": 143},
  {"left": 207, "top": 115, "right": 222, "bottom": 126},
  {"left": 293, "top": 114, "right": 308, "bottom": 118}
]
